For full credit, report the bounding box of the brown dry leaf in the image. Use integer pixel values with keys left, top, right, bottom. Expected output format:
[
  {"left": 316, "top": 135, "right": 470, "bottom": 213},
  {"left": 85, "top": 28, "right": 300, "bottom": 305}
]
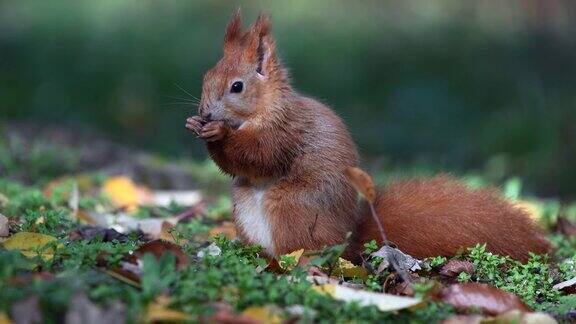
[
  {"left": 135, "top": 240, "right": 189, "bottom": 270},
  {"left": 159, "top": 221, "right": 178, "bottom": 243},
  {"left": 209, "top": 221, "right": 237, "bottom": 239},
  {"left": 2, "top": 232, "right": 59, "bottom": 261},
  {"left": 344, "top": 167, "right": 376, "bottom": 203},
  {"left": 387, "top": 281, "right": 415, "bottom": 297},
  {"left": 105, "top": 267, "right": 141, "bottom": 288},
  {"left": 106, "top": 240, "right": 189, "bottom": 286},
  {"left": 438, "top": 282, "right": 530, "bottom": 316},
  {"left": 439, "top": 260, "right": 475, "bottom": 278},
  {"left": 242, "top": 306, "right": 283, "bottom": 324},
  {"left": 204, "top": 303, "right": 259, "bottom": 324},
  {"left": 0, "top": 214, "right": 9, "bottom": 237}
]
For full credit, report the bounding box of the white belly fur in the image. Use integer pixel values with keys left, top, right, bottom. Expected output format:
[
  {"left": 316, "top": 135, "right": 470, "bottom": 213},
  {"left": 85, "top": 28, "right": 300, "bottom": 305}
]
[{"left": 234, "top": 185, "right": 275, "bottom": 256}]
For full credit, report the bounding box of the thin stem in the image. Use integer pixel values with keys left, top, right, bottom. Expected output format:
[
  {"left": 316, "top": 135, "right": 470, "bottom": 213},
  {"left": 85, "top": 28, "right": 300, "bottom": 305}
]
[{"left": 369, "top": 202, "right": 387, "bottom": 245}]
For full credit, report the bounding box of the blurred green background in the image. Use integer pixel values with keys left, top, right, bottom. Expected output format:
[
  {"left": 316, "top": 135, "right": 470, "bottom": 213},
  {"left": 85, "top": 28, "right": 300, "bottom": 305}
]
[{"left": 1, "top": 1, "right": 575, "bottom": 198}]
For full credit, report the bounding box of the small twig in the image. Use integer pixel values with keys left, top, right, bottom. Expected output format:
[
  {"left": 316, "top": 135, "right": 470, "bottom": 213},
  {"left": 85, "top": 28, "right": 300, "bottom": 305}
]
[{"left": 369, "top": 202, "right": 388, "bottom": 245}]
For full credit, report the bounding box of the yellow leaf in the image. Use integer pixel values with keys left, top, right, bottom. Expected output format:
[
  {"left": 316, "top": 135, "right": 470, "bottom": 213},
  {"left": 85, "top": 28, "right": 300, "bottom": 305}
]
[
  {"left": 312, "top": 283, "right": 337, "bottom": 297},
  {"left": 279, "top": 249, "right": 304, "bottom": 270},
  {"left": 331, "top": 258, "right": 368, "bottom": 280},
  {"left": 514, "top": 200, "right": 543, "bottom": 222},
  {"left": 146, "top": 296, "right": 192, "bottom": 322},
  {"left": 102, "top": 176, "right": 150, "bottom": 212},
  {"left": 0, "top": 312, "right": 12, "bottom": 324},
  {"left": 159, "top": 221, "right": 178, "bottom": 243},
  {"left": 242, "top": 306, "right": 282, "bottom": 324},
  {"left": 344, "top": 167, "right": 376, "bottom": 203},
  {"left": 2, "top": 232, "right": 58, "bottom": 261}
]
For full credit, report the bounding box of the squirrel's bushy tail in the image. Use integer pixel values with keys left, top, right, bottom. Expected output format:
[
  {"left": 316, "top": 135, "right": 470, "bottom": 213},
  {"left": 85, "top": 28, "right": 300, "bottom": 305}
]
[{"left": 352, "top": 176, "right": 551, "bottom": 262}]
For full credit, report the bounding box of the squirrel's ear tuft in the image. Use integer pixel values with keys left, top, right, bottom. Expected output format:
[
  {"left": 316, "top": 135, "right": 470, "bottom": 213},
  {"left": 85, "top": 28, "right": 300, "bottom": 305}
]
[
  {"left": 252, "top": 13, "right": 271, "bottom": 38},
  {"left": 224, "top": 8, "right": 242, "bottom": 45},
  {"left": 248, "top": 13, "right": 276, "bottom": 77}
]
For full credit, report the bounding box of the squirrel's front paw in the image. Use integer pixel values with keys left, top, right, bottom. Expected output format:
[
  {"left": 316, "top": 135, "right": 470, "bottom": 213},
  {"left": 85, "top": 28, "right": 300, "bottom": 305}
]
[
  {"left": 200, "top": 120, "right": 229, "bottom": 142},
  {"left": 185, "top": 116, "right": 205, "bottom": 136}
]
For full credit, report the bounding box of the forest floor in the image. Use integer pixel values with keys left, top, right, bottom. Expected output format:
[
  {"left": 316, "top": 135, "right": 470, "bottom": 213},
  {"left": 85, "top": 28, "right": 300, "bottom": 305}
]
[{"left": 0, "top": 125, "right": 575, "bottom": 323}]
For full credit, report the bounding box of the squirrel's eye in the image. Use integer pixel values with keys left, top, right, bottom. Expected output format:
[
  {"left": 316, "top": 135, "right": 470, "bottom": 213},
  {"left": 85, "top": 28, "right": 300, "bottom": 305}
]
[{"left": 230, "top": 81, "right": 243, "bottom": 93}]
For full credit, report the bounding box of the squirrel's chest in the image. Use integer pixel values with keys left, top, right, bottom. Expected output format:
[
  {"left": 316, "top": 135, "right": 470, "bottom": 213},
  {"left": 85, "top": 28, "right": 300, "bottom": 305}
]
[{"left": 233, "top": 183, "right": 276, "bottom": 256}]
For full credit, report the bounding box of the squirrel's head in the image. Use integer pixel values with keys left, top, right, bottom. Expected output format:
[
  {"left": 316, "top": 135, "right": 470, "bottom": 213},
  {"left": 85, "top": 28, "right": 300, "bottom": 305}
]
[{"left": 199, "top": 10, "right": 288, "bottom": 128}]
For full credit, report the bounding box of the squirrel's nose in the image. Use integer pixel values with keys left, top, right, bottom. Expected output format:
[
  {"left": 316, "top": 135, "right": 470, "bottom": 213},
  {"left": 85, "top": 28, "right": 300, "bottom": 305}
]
[{"left": 203, "top": 112, "right": 212, "bottom": 121}]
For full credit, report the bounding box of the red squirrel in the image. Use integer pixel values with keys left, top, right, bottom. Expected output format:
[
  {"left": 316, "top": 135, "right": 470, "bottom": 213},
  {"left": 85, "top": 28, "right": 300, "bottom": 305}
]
[{"left": 185, "top": 11, "right": 551, "bottom": 263}]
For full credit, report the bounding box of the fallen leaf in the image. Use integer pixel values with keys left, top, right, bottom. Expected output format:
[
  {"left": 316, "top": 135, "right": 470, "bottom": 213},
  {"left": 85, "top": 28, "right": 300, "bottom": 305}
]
[
  {"left": 314, "top": 284, "right": 422, "bottom": 312},
  {"left": 386, "top": 281, "right": 415, "bottom": 296},
  {"left": 2, "top": 232, "right": 58, "bottom": 261},
  {"left": 0, "top": 312, "right": 11, "bottom": 324},
  {"left": 102, "top": 176, "right": 150, "bottom": 212},
  {"left": 146, "top": 295, "right": 192, "bottom": 322},
  {"left": 344, "top": 167, "right": 376, "bottom": 203},
  {"left": 65, "top": 292, "right": 125, "bottom": 324},
  {"left": 439, "top": 260, "right": 475, "bottom": 278},
  {"left": 68, "top": 226, "right": 135, "bottom": 243},
  {"left": 152, "top": 190, "right": 202, "bottom": 207},
  {"left": 279, "top": 249, "right": 305, "bottom": 270},
  {"left": 106, "top": 240, "right": 189, "bottom": 285},
  {"left": 209, "top": 221, "right": 237, "bottom": 239},
  {"left": 553, "top": 276, "right": 576, "bottom": 294},
  {"left": 331, "top": 258, "right": 368, "bottom": 279},
  {"left": 0, "top": 214, "right": 9, "bottom": 237},
  {"left": 203, "top": 303, "right": 259, "bottom": 324},
  {"left": 438, "top": 283, "right": 530, "bottom": 316},
  {"left": 134, "top": 240, "right": 189, "bottom": 271},
  {"left": 242, "top": 306, "right": 282, "bottom": 324},
  {"left": 486, "top": 309, "right": 557, "bottom": 324},
  {"left": 104, "top": 267, "right": 141, "bottom": 288},
  {"left": 76, "top": 211, "right": 107, "bottom": 226},
  {"left": 371, "top": 245, "right": 423, "bottom": 274},
  {"left": 520, "top": 312, "right": 558, "bottom": 324}
]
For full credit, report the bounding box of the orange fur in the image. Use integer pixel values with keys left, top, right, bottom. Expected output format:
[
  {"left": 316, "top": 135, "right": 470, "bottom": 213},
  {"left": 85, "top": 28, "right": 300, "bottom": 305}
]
[
  {"left": 192, "top": 12, "right": 551, "bottom": 262},
  {"left": 351, "top": 177, "right": 551, "bottom": 262}
]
